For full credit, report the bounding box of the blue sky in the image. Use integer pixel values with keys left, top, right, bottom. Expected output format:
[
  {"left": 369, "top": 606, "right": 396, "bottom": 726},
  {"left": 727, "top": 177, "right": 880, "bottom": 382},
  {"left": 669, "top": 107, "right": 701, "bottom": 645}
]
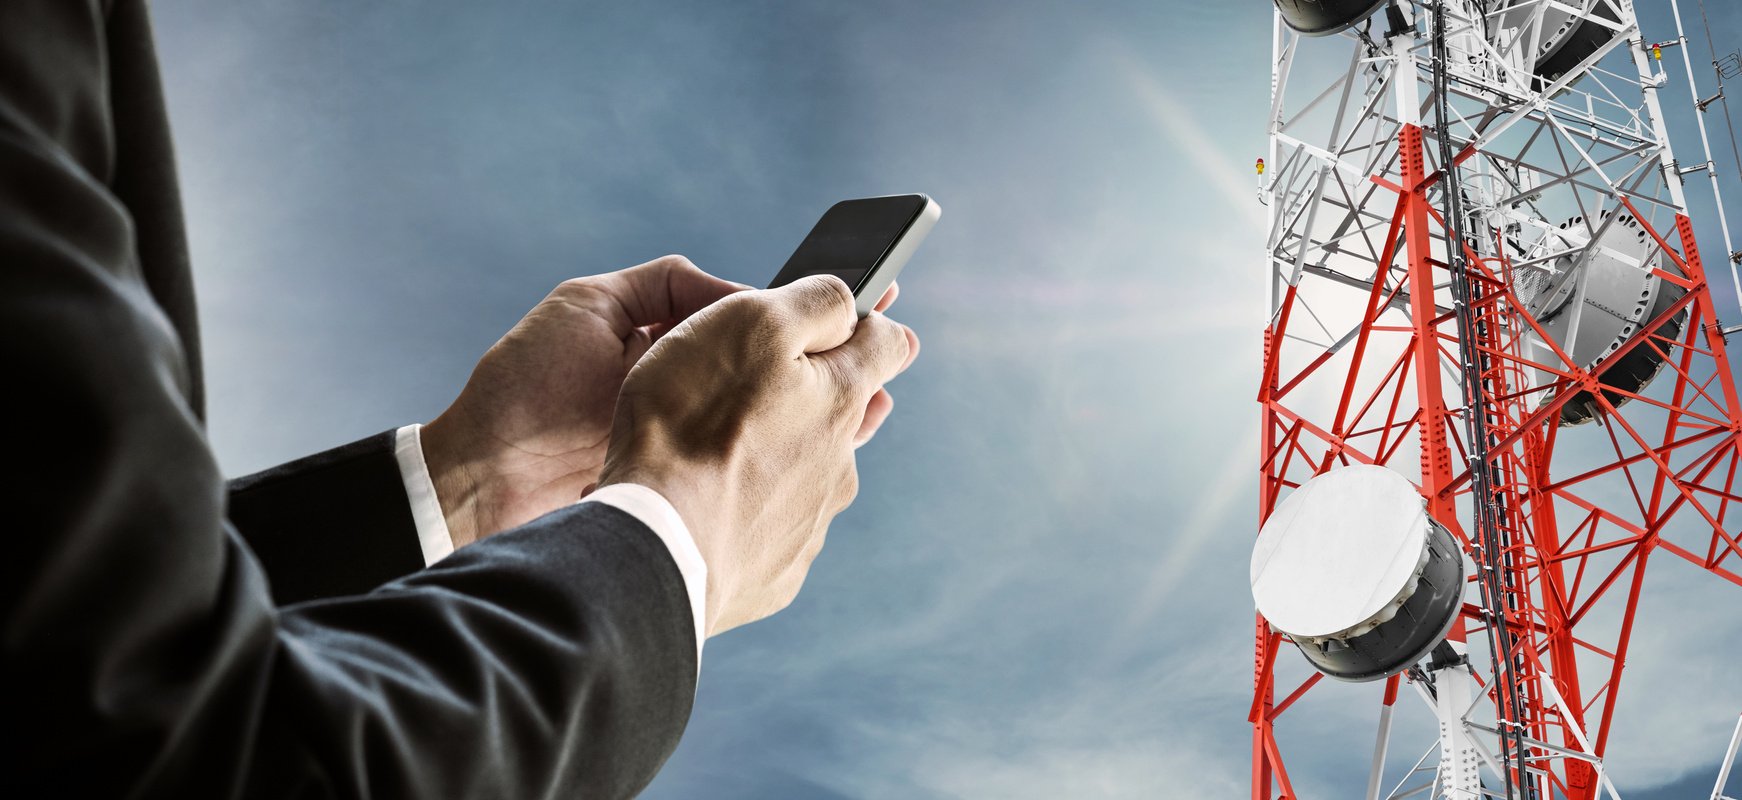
[{"left": 152, "top": 1, "right": 1740, "bottom": 796}]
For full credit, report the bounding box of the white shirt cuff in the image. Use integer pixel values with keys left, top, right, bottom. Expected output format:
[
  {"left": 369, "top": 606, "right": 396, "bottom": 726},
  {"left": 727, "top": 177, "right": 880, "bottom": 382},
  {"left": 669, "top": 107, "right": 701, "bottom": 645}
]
[
  {"left": 390, "top": 424, "right": 707, "bottom": 668},
  {"left": 393, "top": 424, "right": 456, "bottom": 567},
  {"left": 582, "top": 483, "right": 709, "bottom": 667}
]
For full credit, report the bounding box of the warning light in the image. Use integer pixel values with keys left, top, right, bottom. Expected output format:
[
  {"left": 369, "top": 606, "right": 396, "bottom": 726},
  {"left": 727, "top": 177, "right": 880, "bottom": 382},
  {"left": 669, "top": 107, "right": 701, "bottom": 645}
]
[
  {"left": 1652, "top": 45, "right": 1662, "bottom": 60},
  {"left": 1256, "top": 158, "right": 1266, "bottom": 176}
]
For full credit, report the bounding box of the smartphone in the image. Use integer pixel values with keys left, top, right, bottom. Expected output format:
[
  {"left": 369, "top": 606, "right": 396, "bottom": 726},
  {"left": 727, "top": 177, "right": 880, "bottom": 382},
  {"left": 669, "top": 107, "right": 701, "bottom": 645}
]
[{"left": 766, "top": 194, "right": 941, "bottom": 317}]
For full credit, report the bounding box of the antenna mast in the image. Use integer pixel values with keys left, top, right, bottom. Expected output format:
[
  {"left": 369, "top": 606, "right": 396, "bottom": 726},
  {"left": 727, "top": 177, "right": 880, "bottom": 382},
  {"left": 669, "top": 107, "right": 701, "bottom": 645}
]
[{"left": 1251, "top": 0, "right": 1742, "bottom": 796}]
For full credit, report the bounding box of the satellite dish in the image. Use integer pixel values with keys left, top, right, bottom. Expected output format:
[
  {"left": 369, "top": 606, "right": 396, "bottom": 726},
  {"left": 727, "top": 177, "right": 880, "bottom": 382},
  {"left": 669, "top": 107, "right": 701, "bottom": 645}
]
[
  {"left": 1272, "top": 0, "right": 1389, "bottom": 37},
  {"left": 1492, "top": 0, "right": 1622, "bottom": 87},
  {"left": 1514, "top": 211, "right": 1688, "bottom": 426},
  {"left": 1250, "top": 465, "right": 1464, "bottom": 682}
]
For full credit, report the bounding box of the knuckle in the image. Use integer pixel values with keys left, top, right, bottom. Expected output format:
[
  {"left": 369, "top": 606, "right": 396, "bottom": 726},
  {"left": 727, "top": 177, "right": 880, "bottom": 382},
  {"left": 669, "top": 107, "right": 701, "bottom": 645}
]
[
  {"left": 859, "top": 311, "right": 894, "bottom": 341},
  {"left": 653, "top": 253, "right": 699, "bottom": 274},
  {"left": 874, "top": 313, "right": 906, "bottom": 346},
  {"left": 825, "top": 281, "right": 857, "bottom": 316},
  {"left": 551, "top": 277, "right": 609, "bottom": 307},
  {"left": 854, "top": 309, "right": 888, "bottom": 336},
  {"left": 794, "top": 274, "right": 855, "bottom": 316},
  {"left": 717, "top": 290, "right": 768, "bottom": 321},
  {"left": 819, "top": 274, "right": 855, "bottom": 306},
  {"left": 878, "top": 319, "right": 912, "bottom": 365},
  {"left": 555, "top": 275, "right": 597, "bottom": 294},
  {"left": 845, "top": 318, "right": 904, "bottom": 380}
]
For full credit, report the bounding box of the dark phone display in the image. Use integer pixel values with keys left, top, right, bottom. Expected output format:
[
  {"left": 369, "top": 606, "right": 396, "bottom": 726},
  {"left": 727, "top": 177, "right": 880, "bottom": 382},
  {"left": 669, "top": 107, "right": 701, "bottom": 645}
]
[{"left": 766, "top": 195, "right": 927, "bottom": 292}]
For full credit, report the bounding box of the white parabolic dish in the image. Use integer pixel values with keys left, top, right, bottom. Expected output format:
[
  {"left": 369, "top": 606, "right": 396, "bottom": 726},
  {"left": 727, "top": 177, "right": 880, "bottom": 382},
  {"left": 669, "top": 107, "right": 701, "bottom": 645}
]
[{"left": 1249, "top": 465, "right": 1432, "bottom": 640}]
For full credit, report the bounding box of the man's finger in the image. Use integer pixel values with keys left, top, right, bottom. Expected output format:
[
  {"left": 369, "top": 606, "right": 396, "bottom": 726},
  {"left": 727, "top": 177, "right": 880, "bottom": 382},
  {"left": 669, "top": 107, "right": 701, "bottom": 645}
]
[
  {"left": 854, "top": 388, "right": 894, "bottom": 447},
  {"left": 644, "top": 320, "right": 676, "bottom": 342},
  {"left": 819, "top": 310, "right": 911, "bottom": 392},
  {"left": 765, "top": 274, "right": 859, "bottom": 354},
  {"left": 898, "top": 323, "right": 920, "bottom": 373},
  {"left": 604, "top": 254, "right": 747, "bottom": 331},
  {"left": 622, "top": 321, "right": 673, "bottom": 366},
  {"left": 873, "top": 281, "right": 899, "bottom": 313}
]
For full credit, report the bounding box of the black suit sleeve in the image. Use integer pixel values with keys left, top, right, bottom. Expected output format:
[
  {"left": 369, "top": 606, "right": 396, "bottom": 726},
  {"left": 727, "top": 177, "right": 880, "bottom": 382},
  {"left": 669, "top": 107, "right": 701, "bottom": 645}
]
[
  {"left": 0, "top": 3, "right": 697, "bottom": 798},
  {"left": 228, "top": 431, "right": 429, "bottom": 605}
]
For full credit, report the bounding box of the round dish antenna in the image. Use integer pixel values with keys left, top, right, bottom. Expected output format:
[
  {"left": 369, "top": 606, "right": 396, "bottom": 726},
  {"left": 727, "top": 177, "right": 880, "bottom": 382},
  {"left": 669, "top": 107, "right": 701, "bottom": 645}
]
[
  {"left": 1250, "top": 466, "right": 1464, "bottom": 682},
  {"left": 1491, "top": 0, "right": 1622, "bottom": 85},
  {"left": 1516, "top": 211, "right": 1689, "bottom": 425},
  {"left": 1272, "top": 0, "right": 1388, "bottom": 37}
]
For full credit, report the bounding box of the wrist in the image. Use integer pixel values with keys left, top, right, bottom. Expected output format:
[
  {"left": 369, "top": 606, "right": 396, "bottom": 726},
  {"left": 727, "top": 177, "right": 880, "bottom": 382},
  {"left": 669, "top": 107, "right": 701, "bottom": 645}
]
[
  {"left": 599, "top": 459, "right": 731, "bottom": 635},
  {"left": 421, "top": 411, "right": 488, "bottom": 548}
]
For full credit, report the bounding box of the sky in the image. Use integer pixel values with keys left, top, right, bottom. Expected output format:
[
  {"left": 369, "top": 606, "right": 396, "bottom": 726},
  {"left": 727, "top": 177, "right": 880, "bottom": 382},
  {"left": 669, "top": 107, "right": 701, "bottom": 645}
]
[{"left": 150, "top": 1, "right": 1740, "bottom": 797}]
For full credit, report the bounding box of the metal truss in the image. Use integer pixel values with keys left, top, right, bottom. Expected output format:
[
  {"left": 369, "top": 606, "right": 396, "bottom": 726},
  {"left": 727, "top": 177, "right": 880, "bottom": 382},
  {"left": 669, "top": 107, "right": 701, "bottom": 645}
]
[
  {"left": 1714, "top": 713, "right": 1742, "bottom": 800},
  {"left": 1251, "top": 1, "right": 1742, "bottom": 798}
]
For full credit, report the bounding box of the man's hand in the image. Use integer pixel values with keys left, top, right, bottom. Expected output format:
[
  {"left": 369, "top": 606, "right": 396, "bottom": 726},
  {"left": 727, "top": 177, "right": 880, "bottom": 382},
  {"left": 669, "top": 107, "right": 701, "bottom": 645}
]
[
  {"left": 421, "top": 255, "right": 745, "bottom": 547},
  {"left": 598, "top": 275, "right": 920, "bottom": 636}
]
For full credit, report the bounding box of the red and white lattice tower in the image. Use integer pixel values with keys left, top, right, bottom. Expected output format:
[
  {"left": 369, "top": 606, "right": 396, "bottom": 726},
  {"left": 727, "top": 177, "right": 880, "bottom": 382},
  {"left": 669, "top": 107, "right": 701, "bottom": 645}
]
[{"left": 1252, "top": 0, "right": 1742, "bottom": 797}]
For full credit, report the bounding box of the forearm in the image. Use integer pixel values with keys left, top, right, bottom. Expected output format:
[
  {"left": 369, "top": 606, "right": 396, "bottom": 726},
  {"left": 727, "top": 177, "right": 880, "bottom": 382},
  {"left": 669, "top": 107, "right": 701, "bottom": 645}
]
[
  {"left": 255, "top": 505, "right": 699, "bottom": 799},
  {"left": 228, "top": 430, "right": 427, "bottom": 605},
  {"left": 2, "top": 2, "right": 699, "bottom": 789}
]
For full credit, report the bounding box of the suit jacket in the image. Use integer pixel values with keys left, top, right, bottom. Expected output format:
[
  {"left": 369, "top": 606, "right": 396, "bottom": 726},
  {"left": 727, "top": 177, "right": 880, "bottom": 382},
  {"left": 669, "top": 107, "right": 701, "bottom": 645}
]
[{"left": 0, "top": 2, "right": 697, "bottom": 797}]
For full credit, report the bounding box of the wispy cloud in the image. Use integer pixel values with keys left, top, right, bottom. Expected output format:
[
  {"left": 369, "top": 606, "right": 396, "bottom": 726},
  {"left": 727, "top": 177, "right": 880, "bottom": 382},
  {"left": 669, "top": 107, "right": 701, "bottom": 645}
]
[
  {"left": 153, "top": 0, "right": 1741, "bottom": 796},
  {"left": 1113, "top": 48, "right": 1269, "bottom": 233},
  {"left": 1101, "top": 420, "right": 1259, "bottom": 668}
]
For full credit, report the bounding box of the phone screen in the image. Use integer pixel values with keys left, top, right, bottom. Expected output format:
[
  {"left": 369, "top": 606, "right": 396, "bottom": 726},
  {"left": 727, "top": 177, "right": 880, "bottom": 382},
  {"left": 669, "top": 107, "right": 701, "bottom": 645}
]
[{"left": 766, "top": 195, "right": 929, "bottom": 292}]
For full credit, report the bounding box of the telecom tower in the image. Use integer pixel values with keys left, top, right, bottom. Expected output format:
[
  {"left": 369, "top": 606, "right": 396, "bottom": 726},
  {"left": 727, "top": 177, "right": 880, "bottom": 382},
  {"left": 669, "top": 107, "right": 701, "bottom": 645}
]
[{"left": 1251, "top": 0, "right": 1742, "bottom": 797}]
